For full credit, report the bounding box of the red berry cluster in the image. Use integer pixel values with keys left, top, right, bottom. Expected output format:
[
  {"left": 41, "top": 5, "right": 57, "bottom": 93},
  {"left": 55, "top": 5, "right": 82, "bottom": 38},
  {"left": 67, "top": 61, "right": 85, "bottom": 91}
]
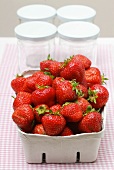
[{"left": 11, "top": 54, "right": 109, "bottom": 136}]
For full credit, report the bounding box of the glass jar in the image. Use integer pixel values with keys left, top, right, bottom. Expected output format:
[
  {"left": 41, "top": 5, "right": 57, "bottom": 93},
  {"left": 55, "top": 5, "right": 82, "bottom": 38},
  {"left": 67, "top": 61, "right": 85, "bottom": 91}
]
[
  {"left": 17, "top": 4, "right": 56, "bottom": 24},
  {"left": 57, "top": 21, "right": 100, "bottom": 64},
  {"left": 14, "top": 21, "right": 57, "bottom": 74},
  {"left": 57, "top": 5, "right": 96, "bottom": 25}
]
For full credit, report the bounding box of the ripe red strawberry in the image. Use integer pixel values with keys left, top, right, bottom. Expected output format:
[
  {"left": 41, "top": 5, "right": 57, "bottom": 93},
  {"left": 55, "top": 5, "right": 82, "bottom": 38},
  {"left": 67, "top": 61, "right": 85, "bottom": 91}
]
[
  {"left": 34, "top": 104, "right": 49, "bottom": 123},
  {"left": 13, "top": 91, "right": 32, "bottom": 110},
  {"left": 50, "top": 104, "right": 62, "bottom": 113},
  {"left": 23, "top": 76, "right": 38, "bottom": 93},
  {"left": 60, "top": 56, "right": 86, "bottom": 85},
  {"left": 11, "top": 75, "right": 26, "bottom": 93},
  {"left": 85, "top": 67, "right": 102, "bottom": 88},
  {"left": 55, "top": 80, "right": 78, "bottom": 105},
  {"left": 60, "top": 126, "right": 73, "bottom": 136},
  {"left": 40, "top": 54, "right": 54, "bottom": 71},
  {"left": 73, "top": 54, "right": 91, "bottom": 69},
  {"left": 31, "top": 86, "right": 56, "bottom": 107},
  {"left": 12, "top": 104, "right": 34, "bottom": 133},
  {"left": 42, "top": 113, "right": 66, "bottom": 136},
  {"left": 60, "top": 103, "right": 83, "bottom": 122},
  {"left": 32, "top": 70, "right": 45, "bottom": 78},
  {"left": 52, "top": 77, "right": 65, "bottom": 89},
  {"left": 40, "top": 55, "right": 62, "bottom": 77},
  {"left": 78, "top": 111, "right": 102, "bottom": 133},
  {"left": 76, "top": 97, "right": 92, "bottom": 113},
  {"left": 35, "top": 72, "right": 53, "bottom": 87},
  {"left": 47, "top": 61, "right": 62, "bottom": 77},
  {"left": 32, "top": 124, "right": 46, "bottom": 135},
  {"left": 88, "top": 84, "right": 109, "bottom": 109}
]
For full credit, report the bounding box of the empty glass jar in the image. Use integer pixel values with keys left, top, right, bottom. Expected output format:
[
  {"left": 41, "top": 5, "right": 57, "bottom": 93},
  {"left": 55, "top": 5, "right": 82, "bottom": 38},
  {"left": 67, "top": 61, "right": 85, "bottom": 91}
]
[
  {"left": 57, "top": 21, "right": 100, "bottom": 64},
  {"left": 14, "top": 21, "right": 57, "bottom": 74}
]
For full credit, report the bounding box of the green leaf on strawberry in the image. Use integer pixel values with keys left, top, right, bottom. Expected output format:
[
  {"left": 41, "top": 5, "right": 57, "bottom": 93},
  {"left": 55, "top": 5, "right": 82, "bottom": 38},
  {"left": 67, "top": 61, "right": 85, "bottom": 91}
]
[
  {"left": 87, "top": 88, "right": 98, "bottom": 104},
  {"left": 101, "top": 73, "right": 109, "bottom": 85}
]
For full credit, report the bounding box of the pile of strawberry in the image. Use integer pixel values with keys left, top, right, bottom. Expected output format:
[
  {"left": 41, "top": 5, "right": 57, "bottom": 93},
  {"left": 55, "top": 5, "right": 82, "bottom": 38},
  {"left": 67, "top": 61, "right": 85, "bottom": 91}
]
[{"left": 11, "top": 54, "right": 109, "bottom": 136}]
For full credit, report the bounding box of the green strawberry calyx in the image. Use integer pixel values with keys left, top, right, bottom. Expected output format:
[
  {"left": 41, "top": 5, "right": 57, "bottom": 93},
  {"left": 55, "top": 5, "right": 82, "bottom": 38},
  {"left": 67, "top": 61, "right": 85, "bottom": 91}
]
[
  {"left": 35, "top": 105, "right": 49, "bottom": 115},
  {"left": 44, "top": 71, "right": 55, "bottom": 79},
  {"left": 70, "top": 80, "right": 84, "bottom": 97},
  {"left": 48, "top": 109, "right": 61, "bottom": 116},
  {"left": 47, "top": 54, "right": 53, "bottom": 60},
  {"left": 70, "top": 79, "right": 79, "bottom": 90},
  {"left": 36, "top": 85, "right": 49, "bottom": 89},
  {"left": 83, "top": 105, "right": 96, "bottom": 116},
  {"left": 101, "top": 73, "right": 108, "bottom": 85},
  {"left": 87, "top": 88, "right": 98, "bottom": 104},
  {"left": 62, "top": 102, "right": 71, "bottom": 107},
  {"left": 61, "top": 55, "right": 73, "bottom": 68}
]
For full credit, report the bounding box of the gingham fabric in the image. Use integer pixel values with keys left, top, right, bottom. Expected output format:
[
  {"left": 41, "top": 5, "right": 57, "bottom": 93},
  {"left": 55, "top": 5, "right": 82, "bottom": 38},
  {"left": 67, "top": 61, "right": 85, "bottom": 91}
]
[{"left": 0, "top": 39, "right": 114, "bottom": 170}]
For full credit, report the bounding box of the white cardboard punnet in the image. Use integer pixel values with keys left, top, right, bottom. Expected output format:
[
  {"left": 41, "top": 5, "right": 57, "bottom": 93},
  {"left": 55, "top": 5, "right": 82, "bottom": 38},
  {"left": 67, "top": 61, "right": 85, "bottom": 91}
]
[{"left": 18, "top": 106, "right": 106, "bottom": 163}]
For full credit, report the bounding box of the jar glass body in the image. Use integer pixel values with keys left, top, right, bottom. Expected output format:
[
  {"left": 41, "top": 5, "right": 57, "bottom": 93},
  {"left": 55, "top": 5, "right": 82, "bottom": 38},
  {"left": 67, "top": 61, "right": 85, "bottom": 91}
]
[
  {"left": 56, "top": 37, "right": 97, "bottom": 64},
  {"left": 17, "top": 38, "right": 55, "bottom": 74}
]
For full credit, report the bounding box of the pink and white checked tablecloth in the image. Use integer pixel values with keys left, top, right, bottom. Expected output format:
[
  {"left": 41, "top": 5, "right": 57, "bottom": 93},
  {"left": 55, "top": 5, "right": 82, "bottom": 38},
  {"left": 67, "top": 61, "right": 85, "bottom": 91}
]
[{"left": 0, "top": 38, "right": 114, "bottom": 170}]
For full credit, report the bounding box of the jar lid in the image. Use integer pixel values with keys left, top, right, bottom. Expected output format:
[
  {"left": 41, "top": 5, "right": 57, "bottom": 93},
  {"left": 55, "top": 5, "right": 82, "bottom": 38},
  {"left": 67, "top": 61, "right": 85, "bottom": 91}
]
[
  {"left": 57, "top": 5, "right": 96, "bottom": 22},
  {"left": 17, "top": 4, "right": 56, "bottom": 21},
  {"left": 14, "top": 21, "right": 57, "bottom": 41},
  {"left": 57, "top": 21, "right": 100, "bottom": 41}
]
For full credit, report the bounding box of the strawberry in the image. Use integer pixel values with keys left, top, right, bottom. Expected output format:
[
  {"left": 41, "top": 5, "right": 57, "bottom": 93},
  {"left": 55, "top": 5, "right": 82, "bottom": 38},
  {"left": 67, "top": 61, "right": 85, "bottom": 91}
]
[
  {"left": 50, "top": 104, "right": 62, "bottom": 113},
  {"left": 42, "top": 113, "right": 66, "bottom": 136},
  {"left": 34, "top": 104, "right": 49, "bottom": 123},
  {"left": 60, "top": 103, "right": 83, "bottom": 122},
  {"left": 88, "top": 84, "right": 109, "bottom": 109},
  {"left": 23, "top": 72, "right": 53, "bottom": 92},
  {"left": 23, "top": 76, "right": 38, "bottom": 93},
  {"left": 55, "top": 80, "right": 78, "bottom": 105},
  {"left": 32, "top": 70, "right": 45, "bottom": 78},
  {"left": 73, "top": 54, "right": 91, "bottom": 69},
  {"left": 47, "top": 61, "right": 62, "bottom": 77},
  {"left": 60, "top": 56, "right": 86, "bottom": 85},
  {"left": 32, "top": 124, "right": 46, "bottom": 135},
  {"left": 40, "top": 55, "right": 62, "bottom": 77},
  {"left": 35, "top": 72, "right": 53, "bottom": 87},
  {"left": 52, "top": 77, "right": 65, "bottom": 89},
  {"left": 31, "top": 86, "right": 56, "bottom": 107},
  {"left": 11, "top": 75, "right": 26, "bottom": 93},
  {"left": 76, "top": 97, "right": 92, "bottom": 113},
  {"left": 85, "top": 67, "right": 102, "bottom": 88},
  {"left": 60, "top": 126, "right": 73, "bottom": 136},
  {"left": 12, "top": 104, "right": 34, "bottom": 133},
  {"left": 13, "top": 91, "right": 32, "bottom": 110},
  {"left": 78, "top": 111, "right": 102, "bottom": 133},
  {"left": 40, "top": 54, "right": 54, "bottom": 71}
]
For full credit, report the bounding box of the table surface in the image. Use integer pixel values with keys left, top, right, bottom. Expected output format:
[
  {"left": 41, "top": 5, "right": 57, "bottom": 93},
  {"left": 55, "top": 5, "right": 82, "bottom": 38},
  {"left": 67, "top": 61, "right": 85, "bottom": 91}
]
[{"left": 0, "top": 37, "right": 114, "bottom": 170}]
